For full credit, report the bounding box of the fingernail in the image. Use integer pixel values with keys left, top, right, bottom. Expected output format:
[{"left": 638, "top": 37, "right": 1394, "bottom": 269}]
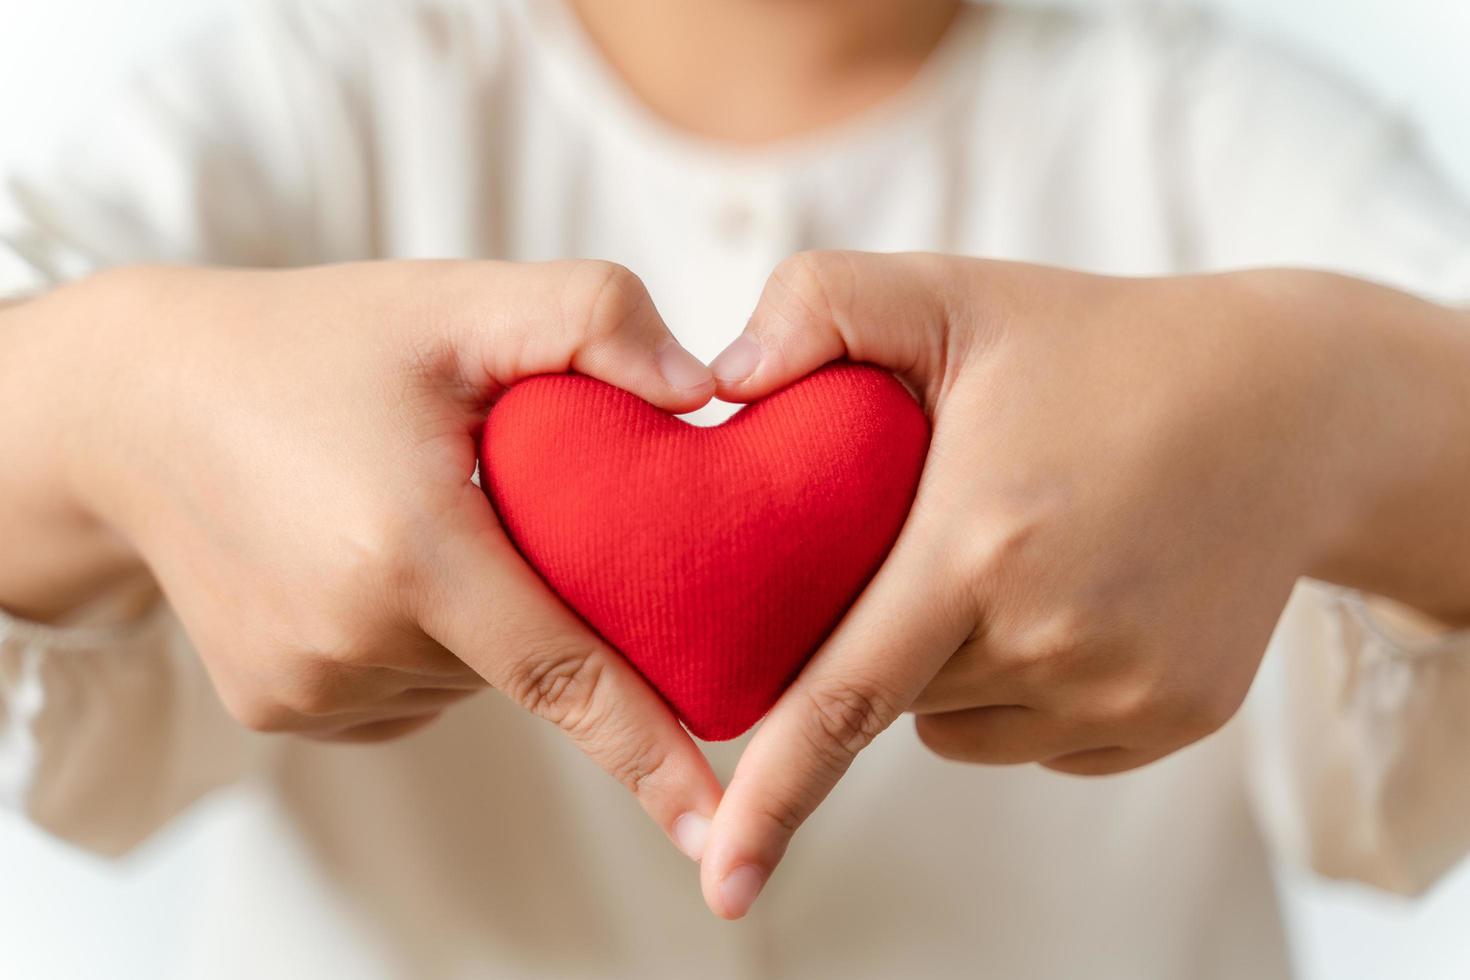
[
  {"left": 719, "top": 865, "right": 766, "bottom": 919},
  {"left": 710, "top": 334, "right": 761, "bottom": 382},
  {"left": 657, "top": 342, "right": 713, "bottom": 390},
  {"left": 672, "top": 813, "right": 711, "bottom": 862}
]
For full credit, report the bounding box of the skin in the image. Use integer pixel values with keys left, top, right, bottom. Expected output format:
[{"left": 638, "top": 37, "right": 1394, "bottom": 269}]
[
  {"left": 1, "top": 0, "right": 1467, "bottom": 926},
  {"left": 698, "top": 254, "right": 1470, "bottom": 917},
  {"left": 0, "top": 259, "right": 725, "bottom": 851},
  {"left": 571, "top": 0, "right": 964, "bottom": 143}
]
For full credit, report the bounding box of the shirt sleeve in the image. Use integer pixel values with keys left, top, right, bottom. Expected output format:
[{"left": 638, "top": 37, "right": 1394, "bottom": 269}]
[
  {"left": 0, "top": 0, "right": 374, "bottom": 301},
  {"left": 1247, "top": 584, "right": 1470, "bottom": 896},
  {"left": 1159, "top": 21, "right": 1470, "bottom": 893},
  {"left": 0, "top": 596, "right": 261, "bottom": 857},
  {"left": 0, "top": 0, "right": 368, "bottom": 853},
  {"left": 1168, "top": 19, "right": 1470, "bottom": 301}
]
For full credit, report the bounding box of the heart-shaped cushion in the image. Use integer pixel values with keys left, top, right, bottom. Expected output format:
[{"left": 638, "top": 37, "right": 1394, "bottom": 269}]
[{"left": 481, "top": 362, "right": 929, "bottom": 741}]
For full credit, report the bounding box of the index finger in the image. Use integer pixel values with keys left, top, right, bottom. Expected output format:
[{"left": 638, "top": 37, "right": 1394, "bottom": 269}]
[
  {"left": 420, "top": 491, "right": 725, "bottom": 861},
  {"left": 698, "top": 520, "right": 971, "bottom": 918}
]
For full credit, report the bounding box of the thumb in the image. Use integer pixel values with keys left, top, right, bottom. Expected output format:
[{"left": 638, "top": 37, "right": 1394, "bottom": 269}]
[
  {"left": 446, "top": 259, "right": 715, "bottom": 414},
  {"left": 709, "top": 251, "right": 957, "bottom": 404}
]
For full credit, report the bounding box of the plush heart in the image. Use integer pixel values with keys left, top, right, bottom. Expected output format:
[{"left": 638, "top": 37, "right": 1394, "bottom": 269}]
[{"left": 480, "top": 362, "right": 929, "bottom": 741}]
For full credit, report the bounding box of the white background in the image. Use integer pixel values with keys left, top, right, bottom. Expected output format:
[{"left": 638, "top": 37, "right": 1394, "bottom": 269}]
[{"left": 1, "top": 1, "right": 1467, "bottom": 977}]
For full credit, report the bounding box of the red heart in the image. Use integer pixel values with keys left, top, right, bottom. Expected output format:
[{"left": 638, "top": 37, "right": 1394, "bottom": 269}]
[{"left": 481, "top": 362, "right": 929, "bottom": 741}]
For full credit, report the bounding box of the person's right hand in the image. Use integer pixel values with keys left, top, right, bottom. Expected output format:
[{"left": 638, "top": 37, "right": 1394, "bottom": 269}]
[{"left": 24, "top": 259, "right": 724, "bottom": 856}]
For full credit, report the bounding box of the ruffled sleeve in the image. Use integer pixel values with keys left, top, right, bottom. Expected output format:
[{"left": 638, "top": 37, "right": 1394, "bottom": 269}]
[
  {"left": 1248, "top": 582, "right": 1470, "bottom": 895},
  {"left": 0, "top": 594, "right": 255, "bottom": 856}
]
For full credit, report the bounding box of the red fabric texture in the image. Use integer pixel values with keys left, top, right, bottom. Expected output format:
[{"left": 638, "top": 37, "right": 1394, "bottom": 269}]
[{"left": 481, "top": 362, "right": 930, "bottom": 741}]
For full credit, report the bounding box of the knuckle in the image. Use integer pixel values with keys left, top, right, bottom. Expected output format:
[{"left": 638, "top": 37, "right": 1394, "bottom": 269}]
[
  {"left": 562, "top": 259, "right": 649, "bottom": 343},
  {"left": 292, "top": 615, "right": 372, "bottom": 669},
  {"left": 277, "top": 550, "right": 421, "bottom": 677},
  {"left": 991, "top": 606, "right": 1090, "bottom": 679},
  {"left": 300, "top": 538, "right": 423, "bottom": 667},
  {"left": 504, "top": 638, "right": 608, "bottom": 733},
  {"left": 498, "top": 630, "right": 672, "bottom": 798},
  {"left": 1092, "top": 668, "right": 1200, "bottom": 737},
  {"left": 337, "top": 516, "right": 425, "bottom": 614},
  {"left": 799, "top": 678, "right": 899, "bottom": 771},
  {"left": 602, "top": 733, "right": 674, "bottom": 799},
  {"left": 276, "top": 659, "right": 353, "bottom": 718},
  {"left": 767, "top": 250, "right": 850, "bottom": 332},
  {"left": 1089, "top": 677, "right": 1155, "bottom": 730},
  {"left": 960, "top": 520, "right": 1039, "bottom": 607},
  {"left": 749, "top": 789, "right": 806, "bottom": 838}
]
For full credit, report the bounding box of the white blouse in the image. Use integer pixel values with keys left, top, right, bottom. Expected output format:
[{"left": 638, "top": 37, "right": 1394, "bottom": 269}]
[{"left": 2, "top": 1, "right": 1469, "bottom": 977}]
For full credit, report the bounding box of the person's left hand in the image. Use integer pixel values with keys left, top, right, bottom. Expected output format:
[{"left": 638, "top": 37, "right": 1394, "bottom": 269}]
[{"left": 694, "top": 251, "right": 1462, "bottom": 919}]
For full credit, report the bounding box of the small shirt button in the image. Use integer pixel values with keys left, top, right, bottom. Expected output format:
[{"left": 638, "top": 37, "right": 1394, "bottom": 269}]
[{"left": 713, "top": 199, "right": 758, "bottom": 245}]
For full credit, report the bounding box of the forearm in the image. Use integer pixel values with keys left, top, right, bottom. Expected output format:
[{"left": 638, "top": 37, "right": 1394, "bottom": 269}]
[
  {"left": 1290, "top": 272, "right": 1470, "bottom": 625},
  {"left": 0, "top": 280, "right": 151, "bottom": 622}
]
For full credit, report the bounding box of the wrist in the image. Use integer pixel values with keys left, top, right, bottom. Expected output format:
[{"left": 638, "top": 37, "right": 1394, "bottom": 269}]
[
  {"left": 0, "top": 273, "right": 150, "bottom": 620},
  {"left": 1283, "top": 272, "right": 1470, "bottom": 622}
]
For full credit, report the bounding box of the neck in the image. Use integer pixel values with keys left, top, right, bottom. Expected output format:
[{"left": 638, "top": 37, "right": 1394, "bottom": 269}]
[{"left": 569, "top": 0, "right": 965, "bottom": 144}]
